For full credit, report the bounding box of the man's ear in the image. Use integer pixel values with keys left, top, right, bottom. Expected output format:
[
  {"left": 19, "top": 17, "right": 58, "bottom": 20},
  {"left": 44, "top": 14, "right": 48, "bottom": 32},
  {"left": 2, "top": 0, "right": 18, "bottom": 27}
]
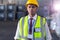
[
  {"left": 36, "top": 7, "right": 38, "bottom": 12},
  {"left": 26, "top": 6, "right": 28, "bottom": 11}
]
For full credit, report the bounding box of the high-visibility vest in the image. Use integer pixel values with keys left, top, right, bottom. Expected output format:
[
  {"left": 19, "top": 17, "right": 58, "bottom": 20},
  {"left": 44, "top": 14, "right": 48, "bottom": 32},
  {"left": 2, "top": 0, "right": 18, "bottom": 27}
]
[{"left": 19, "top": 15, "right": 46, "bottom": 40}]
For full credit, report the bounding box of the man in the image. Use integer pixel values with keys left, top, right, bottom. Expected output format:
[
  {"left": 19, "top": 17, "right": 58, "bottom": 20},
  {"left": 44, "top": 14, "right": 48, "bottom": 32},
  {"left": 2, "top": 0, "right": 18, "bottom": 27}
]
[{"left": 14, "top": 0, "right": 52, "bottom": 40}]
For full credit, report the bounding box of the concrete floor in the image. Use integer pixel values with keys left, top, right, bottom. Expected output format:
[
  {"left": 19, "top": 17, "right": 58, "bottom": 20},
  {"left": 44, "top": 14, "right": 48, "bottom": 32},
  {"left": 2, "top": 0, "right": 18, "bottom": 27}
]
[{"left": 0, "top": 21, "right": 18, "bottom": 40}]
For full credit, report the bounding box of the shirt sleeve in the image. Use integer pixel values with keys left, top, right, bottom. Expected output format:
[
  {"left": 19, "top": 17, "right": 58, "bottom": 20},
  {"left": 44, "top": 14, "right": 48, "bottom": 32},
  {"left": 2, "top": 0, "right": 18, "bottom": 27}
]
[
  {"left": 45, "top": 22, "right": 52, "bottom": 40},
  {"left": 14, "top": 22, "right": 20, "bottom": 40}
]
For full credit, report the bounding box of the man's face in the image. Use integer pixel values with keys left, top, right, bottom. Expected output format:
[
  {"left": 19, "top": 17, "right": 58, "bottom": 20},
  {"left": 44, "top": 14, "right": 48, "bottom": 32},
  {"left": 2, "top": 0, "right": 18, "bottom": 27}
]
[{"left": 27, "top": 4, "right": 38, "bottom": 15}]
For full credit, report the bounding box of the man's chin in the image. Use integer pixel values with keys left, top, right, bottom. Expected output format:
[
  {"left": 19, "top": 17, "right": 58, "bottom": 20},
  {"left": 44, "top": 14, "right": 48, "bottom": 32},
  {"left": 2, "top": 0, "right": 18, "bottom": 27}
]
[{"left": 31, "top": 14, "right": 35, "bottom": 16}]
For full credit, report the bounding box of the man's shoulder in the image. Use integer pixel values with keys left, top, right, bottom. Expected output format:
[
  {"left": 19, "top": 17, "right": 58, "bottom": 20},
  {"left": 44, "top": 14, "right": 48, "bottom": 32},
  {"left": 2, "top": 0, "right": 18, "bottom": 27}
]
[
  {"left": 37, "top": 15, "right": 45, "bottom": 18},
  {"left": 37, "top": 15, "right": 46, "bottom": 24},
  {"left": 19, "top": 15, "right": 28, "bottom": 20}
]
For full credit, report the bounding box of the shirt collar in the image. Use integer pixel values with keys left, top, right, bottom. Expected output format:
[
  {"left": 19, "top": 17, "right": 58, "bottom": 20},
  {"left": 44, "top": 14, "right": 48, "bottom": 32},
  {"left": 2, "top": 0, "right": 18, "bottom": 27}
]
[{"left": 28, "top": 14, "right": 37, "bottom": 20}]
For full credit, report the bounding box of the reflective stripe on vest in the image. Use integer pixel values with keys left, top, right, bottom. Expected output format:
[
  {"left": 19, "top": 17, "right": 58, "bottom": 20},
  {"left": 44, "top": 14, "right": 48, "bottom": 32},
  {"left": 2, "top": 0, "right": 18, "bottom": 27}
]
[{"left": 19, "top": 16, "right": 46, "bottom": 40}]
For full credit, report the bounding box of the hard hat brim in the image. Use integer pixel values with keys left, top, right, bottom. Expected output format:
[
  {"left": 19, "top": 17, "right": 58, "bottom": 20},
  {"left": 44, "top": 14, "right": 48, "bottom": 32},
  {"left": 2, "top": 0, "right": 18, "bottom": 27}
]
[{"left": 25, "top": 3, "right": 38, "bottom": 7}]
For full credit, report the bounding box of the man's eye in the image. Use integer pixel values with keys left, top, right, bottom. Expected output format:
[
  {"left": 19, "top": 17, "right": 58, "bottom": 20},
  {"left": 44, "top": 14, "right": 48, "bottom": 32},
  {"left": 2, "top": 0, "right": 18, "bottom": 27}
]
[
  {"left": 32, "top": 6, "right": 35, "bottom": 8},
  {"left": 29, "top": 6, "right": 35, "bottom": 8},
  {"left": 29, "top": 6, "right": 31, "bottom": 8}
]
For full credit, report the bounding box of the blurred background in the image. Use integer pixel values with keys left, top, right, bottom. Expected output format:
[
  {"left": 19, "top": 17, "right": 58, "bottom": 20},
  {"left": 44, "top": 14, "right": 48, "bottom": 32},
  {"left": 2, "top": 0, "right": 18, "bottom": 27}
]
[{"left": 0, "top": 0, "right": 60, "bottom": 40}]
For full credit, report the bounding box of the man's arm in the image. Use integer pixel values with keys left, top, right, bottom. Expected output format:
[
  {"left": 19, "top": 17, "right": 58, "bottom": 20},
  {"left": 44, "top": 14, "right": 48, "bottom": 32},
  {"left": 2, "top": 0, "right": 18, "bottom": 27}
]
[
  {"left": 14, "top": 22, "right": 20, "bottom": 40},
  {"left": 45, "top": 23, "right": 52, "bottom": 40}
]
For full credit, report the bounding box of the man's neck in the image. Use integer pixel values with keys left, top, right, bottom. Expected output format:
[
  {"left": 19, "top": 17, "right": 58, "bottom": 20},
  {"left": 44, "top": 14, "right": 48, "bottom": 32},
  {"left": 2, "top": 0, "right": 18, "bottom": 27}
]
[{"left": 29, "top": 14, "right": 36, "bottom": 18}]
